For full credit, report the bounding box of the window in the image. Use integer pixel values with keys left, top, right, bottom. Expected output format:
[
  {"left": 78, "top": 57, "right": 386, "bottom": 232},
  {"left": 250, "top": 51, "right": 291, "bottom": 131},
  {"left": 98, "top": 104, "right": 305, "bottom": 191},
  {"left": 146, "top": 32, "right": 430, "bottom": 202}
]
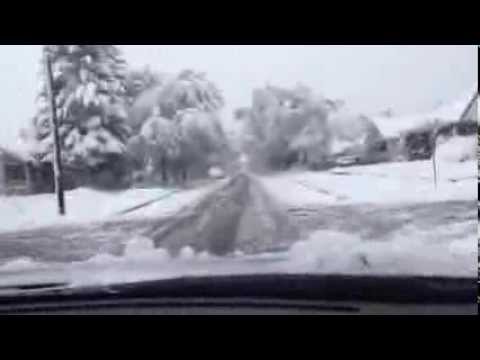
[
  {"left": 5, "top": 164, "right": 26, "bottom": 183},
  {"left": 375, "top": 141, "right": 388, "bottom": 152}
]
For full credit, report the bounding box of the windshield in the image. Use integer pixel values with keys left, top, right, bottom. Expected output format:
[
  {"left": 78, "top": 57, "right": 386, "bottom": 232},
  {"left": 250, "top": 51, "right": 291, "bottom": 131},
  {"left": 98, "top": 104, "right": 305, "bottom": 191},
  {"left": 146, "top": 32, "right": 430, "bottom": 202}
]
[{"left": 0, "top": 45, "right": 477, "bottom": 292}]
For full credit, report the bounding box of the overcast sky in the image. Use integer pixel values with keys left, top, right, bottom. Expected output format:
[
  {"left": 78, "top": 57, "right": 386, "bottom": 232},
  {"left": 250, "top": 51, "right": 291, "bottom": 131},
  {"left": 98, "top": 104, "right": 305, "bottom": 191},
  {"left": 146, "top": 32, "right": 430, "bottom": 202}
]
[{"left": 0, "top": 45, "right": 477, "bottom": 147}]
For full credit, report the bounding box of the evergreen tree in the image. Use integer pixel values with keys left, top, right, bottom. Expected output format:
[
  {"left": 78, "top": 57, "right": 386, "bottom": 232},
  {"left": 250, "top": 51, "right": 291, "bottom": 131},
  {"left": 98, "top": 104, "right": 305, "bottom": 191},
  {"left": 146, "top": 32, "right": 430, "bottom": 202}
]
[{"left": 31, "top": 45, "right": 131, "bottom": 169}]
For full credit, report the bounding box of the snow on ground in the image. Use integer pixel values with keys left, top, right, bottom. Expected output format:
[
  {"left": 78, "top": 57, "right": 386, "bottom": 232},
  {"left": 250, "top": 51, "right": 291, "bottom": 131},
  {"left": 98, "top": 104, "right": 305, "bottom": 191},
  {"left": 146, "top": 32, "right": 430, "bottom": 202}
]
[
  {"left": 259, "top": 159, "right": 477, "bottom": 207},
  {"left": 435, "top": 135, "right": 476, "bottom": 163},
  {"left": 64, "top": 216, "right": 478, "bottom": 281},
  {"left": 120, "top": 181, "right": 224, "bottom": 221},
  {"left": 252, "top": 155, "right": 477, "bottom": 279},
  {"left": 0, "top": 181, "right": 222, "bottom": 234},
  {"left": 0, "top": 188, "right": 171, "bottom": 233},
  {"left": 80, "top": 222, "right": 475, "bottom": 280},
  {"left": 0, "top": 220, "right": 475, "bottom": 289},
  {"left": 287, "top": 224, "right": 476, "bottom": 277}
]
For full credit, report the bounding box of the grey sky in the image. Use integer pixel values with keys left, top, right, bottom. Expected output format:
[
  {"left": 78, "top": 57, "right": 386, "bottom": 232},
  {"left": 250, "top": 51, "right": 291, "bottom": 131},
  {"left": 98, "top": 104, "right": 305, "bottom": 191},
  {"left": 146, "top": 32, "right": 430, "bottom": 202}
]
[{"left": 0, "top": 45, "right": 477, "bottom": 147}]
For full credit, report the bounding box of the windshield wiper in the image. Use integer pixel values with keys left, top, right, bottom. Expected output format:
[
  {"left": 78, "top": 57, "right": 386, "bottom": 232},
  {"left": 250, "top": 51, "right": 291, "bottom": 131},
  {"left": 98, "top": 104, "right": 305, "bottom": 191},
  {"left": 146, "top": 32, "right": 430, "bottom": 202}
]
[
  {"left": 0, "top": 274, "right": 475, "bottom": 304},
  {"left": 0, "top": 274, "right": 475, "bottom": 315},
  {"left": 0, "top": 282, "right": 70, "bottom": 298},
  {"left": 0, "top": 282, "right": 68, "bottom": 291}
]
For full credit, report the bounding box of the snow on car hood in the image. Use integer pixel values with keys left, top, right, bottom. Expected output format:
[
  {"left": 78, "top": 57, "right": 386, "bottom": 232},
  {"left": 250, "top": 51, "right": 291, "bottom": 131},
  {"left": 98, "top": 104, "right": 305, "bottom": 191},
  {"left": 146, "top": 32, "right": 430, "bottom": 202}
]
[{"left": 0, "top": 223, "right": 476, "bottom": 290}]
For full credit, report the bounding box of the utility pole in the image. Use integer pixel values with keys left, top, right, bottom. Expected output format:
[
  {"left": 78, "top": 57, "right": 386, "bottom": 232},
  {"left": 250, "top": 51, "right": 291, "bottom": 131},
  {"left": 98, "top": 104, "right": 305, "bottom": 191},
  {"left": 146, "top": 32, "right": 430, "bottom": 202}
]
[
  {"left": 432, "top": 120, "right": 439, "bottom": 190},
  {"left": 44, "top": 47, "right": 66, "bottom": 215},
  {"left": 432, "top": 143, "right": 438, "bottom": 189}
]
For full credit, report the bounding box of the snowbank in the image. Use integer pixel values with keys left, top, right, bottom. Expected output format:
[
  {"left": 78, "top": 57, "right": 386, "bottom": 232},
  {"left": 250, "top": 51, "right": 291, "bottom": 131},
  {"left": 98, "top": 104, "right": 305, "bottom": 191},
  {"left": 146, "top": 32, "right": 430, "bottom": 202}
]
[
  {"left": 69, "top": 219, "right": 477, "bottom": 281},
  {"left": 260, "top": 159, "right": 477, "bottom": 206},
  {"left": 286, "top": 223, "right": 476, "bottom": 277},
  {"left": 0, "top": 182, "right": 220, "bottom": 234},
  {"left": 435, "top": 135, "right": 476, "bottom": 163}
]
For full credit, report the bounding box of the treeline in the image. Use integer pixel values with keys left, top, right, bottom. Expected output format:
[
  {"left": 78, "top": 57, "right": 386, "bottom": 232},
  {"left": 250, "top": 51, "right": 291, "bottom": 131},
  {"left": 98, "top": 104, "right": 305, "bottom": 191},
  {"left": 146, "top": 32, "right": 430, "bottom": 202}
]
[
  {"left": 22, "top": 46, "right": 234, "bottom": 189},
  {"left": 234, "top": 84, "right": 478, "bottom": 171},
  {"left": 22, "top": 46, "right": 473, "bottom": 190}
]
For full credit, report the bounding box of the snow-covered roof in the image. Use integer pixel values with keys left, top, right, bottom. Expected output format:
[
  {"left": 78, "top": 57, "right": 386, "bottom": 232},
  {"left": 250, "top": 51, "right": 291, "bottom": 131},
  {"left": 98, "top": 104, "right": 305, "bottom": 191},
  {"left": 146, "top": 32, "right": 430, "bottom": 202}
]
[
  {"left": 373, "top": 86, "right": 478, "bottom": 138},
  {"left": 0, "top": 145, "right": 32, "bottom": 163},
  {"left": 430, "top": 87, "right": 478, "bottom": 121},
  {"left": 0, "top": 131, "right": 35, "bottom": 162},
  {"left": 372, "top": 113, "right": 436, "bottom": 138}
]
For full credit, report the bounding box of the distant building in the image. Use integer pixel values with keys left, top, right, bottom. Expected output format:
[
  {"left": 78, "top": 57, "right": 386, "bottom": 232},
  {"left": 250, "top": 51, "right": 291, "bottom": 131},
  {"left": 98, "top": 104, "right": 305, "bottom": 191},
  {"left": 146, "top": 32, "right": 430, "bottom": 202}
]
[
  {"left": 371, "top": 89, "right": 478, "bottom": 162},
  {"left": 432, "top": 92, "right": 478, "bottom": 152},
  {"left": 0, "top": 146, "right": 34, "bottom": 195},
  {"left": 0, "top": 146, "right": 84, "bottom": 195},
  {"left": 373, "top": 88, "right": 478, "bottom": 139}
]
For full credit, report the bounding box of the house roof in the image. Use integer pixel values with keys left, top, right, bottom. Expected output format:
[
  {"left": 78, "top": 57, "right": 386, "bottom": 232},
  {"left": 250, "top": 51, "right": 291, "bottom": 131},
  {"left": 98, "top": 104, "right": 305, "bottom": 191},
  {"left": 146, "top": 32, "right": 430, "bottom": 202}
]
[
  {"left": 458, "top": 92, "right": 478, "bottom": 122},
  {"left": 373, "top": 87, "right": 478, "bottom": 138},
  {"left": 0, "top": 144, "right": 33, "bottom": 163},
  {"left": 430, "top": 88, "right": 478, "bottom": 122}
]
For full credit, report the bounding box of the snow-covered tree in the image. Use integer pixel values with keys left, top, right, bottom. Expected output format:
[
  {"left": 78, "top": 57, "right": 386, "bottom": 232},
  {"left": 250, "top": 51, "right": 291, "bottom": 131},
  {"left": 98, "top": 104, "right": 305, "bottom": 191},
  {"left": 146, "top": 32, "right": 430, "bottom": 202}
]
[
  {"left": 239, "top": 83, "right": 384, "bottom": 170},
  {"left": 30, "top": 45, "right": 131, "bottom": 170},
  {"left": 126, "top": 134, "right": 149, "bottom": 171},
  {"left": 133, "top": 106, "right": 230, "bottom": 184},
  {"left": 289, "top": 105, "right": 331, "bottom": 166},
  {"left": 129, "top": 69, "right": 225, "bottom": 129},
  {"left": 139, "top": 107, "right": 183, "bottom": 182},
  {"left": 238, "top": 84, "right": 329, "bottom": 169},
  {"left": 127, "top": 85, "right": 165, "bottom": 132},
  {"left": 125, "top": 66, "right": 165, "bottom": 105},
  {"left": 125, "top": 69, "right": 228, "bottom": 183},
  {"left": 141, "top": 109, "right": 182, "bottom": 159},
  {"left": 177, "top": 108, "right": 227, "bottom": 154},
  {"left": 158, "top": 70, "right": 224, "bottom": 119}
]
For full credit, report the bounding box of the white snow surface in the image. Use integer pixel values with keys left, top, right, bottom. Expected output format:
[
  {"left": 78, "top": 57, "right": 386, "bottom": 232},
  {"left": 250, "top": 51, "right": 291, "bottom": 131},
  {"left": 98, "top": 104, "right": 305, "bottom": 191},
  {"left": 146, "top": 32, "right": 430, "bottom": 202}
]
[
  {"left": 68, "top": 225, "right": 475, "bottom": 283},
  {"left": 435, "top": 135, "right": 476, "bottom": 163},
  {"left": 259, "top": 159, "right": 477, "bottom": 207},
  {"left": 0, "top": 182, "right": 220, "bottom": 234},
  {"left": 0, "top": 161, "right": 476, "bottom": 286},
  {"left": 287, "top": 226, "right": 476, "bottom": 277},
  {"left": 0, "top": 154, "right": 476, "bottom": 285},
  {"left": 0, "top": 221, "right": 475, "bottom": 289},
  {"left": 120, "top": 182, "right": 223, "bottom": 221}
]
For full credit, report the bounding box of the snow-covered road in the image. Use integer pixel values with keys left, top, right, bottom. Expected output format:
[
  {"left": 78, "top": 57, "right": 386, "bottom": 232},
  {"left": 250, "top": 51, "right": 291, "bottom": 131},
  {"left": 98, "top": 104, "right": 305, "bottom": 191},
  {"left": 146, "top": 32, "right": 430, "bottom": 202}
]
[{"left": 0, "top": 158, "right": 477, "bottom": 285}]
